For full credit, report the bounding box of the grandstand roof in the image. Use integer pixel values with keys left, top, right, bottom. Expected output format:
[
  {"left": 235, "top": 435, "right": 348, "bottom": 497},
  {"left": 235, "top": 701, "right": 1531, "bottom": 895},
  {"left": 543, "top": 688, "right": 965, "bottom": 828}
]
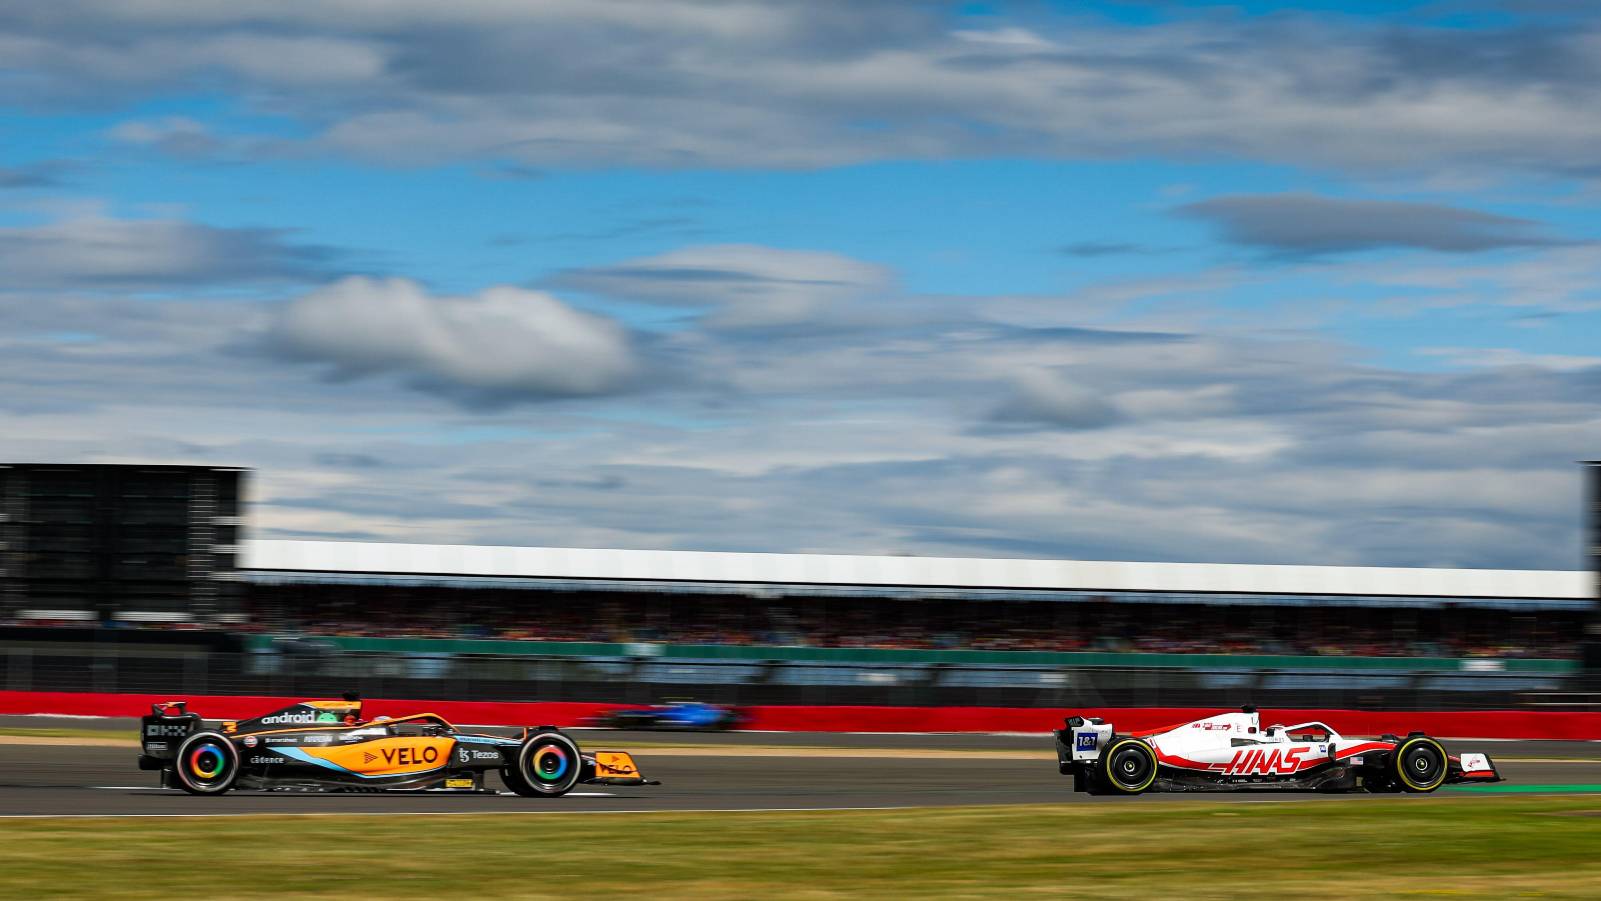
[{"left": 242, "top": 539, "right": 1593, "bottom": 603}]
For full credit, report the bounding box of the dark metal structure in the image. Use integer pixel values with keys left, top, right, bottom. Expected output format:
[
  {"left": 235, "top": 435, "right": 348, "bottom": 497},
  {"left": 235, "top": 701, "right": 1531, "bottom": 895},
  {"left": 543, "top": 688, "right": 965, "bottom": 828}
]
[
  {"left": 1584, "top": 462, "right": 1601, "bottom": 682},
  {"left": 0, "top": 464, "right": 246, "bottom": 623}
]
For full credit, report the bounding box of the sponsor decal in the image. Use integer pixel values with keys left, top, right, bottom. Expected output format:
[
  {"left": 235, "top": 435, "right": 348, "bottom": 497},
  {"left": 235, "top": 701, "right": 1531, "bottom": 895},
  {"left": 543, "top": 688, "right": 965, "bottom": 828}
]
[
  {"left": 1191, "top": 722, "right": 1232, "bottom": 731},
  {"left": 299, "top": 738, "right": 453, "bottom": 774},
  {"left": 594, "top": 751, "right": 638, "bottom": 777},
  {"left": 1460, "top": 753, "right": 1492, "bottom": 773},
  {"left": 1074, "top": 733, "right": 1097, "bottom": 752},
  {"left": 1222, "top": 746, "right": 1313, "bottom": 776},
  {"left": 144, "top": 723, "right": 189, "bottom": 737},
  {"left": 380, "top": 746, "right": 440, "bottom": 766},
  {"left": 302, "top": 733, "right": 333, "bottom": 745},
  {"left": 445, "top": 777, "right": 475, "bottom": 789},
  {"left": 258, "top": 709, "right": 342, "bottom": 726},
  {"left": 242, "top": 735, "right": 258, "bottom": 748},
  {"left": 248, "top": 755, "right": 287, "bottom": 766},
  {"left": 266, "top": 736, "right": 300, "bottom": 746}
]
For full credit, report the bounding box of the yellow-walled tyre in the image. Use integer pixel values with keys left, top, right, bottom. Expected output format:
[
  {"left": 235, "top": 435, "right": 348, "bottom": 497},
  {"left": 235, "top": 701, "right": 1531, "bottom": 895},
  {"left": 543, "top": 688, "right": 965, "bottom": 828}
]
[
  {"left": 1096, "top": 737, "right": 1158, "bottom": 795},
  {"left": 1389, "top": 736, "right": 1448, "bottom": 793}
]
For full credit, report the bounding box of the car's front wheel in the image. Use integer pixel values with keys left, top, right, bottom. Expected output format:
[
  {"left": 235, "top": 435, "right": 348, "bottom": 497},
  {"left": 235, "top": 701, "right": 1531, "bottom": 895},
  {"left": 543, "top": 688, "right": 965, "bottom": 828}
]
[
  {"left": 505, "top": 731, "right": 583, "bottom": 797},
  {"left": 1389, "top": 736, "right": 1448, "bottom": 793}
]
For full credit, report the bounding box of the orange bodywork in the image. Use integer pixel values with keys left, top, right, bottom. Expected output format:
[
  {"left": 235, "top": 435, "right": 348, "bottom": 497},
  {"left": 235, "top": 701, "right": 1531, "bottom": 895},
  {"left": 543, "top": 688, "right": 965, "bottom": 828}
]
[
  {"left": 591, "top": 751, "right": 643, "bottom": 781},
  {"left": 296, "top": 736, "right": 456, "bottom": 776}
]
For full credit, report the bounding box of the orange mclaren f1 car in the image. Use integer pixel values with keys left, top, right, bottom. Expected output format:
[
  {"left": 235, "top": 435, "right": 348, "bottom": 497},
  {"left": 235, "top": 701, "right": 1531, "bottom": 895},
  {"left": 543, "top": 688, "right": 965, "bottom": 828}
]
[{"left": 138, "top": 696, "right": 656, "bottom": 796}]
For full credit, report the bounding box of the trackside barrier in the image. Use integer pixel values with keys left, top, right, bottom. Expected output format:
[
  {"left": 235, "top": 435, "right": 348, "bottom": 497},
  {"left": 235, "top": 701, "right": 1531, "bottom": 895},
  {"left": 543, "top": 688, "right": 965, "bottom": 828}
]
[{"left": 2, "top": 691, "right": 1600, "bottom": 739}]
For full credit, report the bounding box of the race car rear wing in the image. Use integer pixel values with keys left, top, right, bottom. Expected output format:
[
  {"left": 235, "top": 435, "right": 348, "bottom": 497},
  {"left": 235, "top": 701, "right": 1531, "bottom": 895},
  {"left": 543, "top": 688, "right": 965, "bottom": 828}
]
[
  {"left": 139, "top": 701, "right": 201, "bottom": 761},
  {"left": 1057, "top": 716, "right": 1113, "bottom": 762}
]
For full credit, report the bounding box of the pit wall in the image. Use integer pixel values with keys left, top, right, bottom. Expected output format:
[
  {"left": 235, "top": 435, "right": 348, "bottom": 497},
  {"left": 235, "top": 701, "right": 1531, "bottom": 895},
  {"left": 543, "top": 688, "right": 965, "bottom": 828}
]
[{"left": 2, "top": 691, "right": 1598, "bottom": 740}]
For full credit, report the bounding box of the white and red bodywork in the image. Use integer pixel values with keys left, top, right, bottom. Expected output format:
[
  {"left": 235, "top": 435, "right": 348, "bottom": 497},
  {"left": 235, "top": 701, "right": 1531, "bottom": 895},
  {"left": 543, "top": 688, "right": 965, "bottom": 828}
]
[{"left": 1056, "top": 708, "right": 1502, "bottom": 793}]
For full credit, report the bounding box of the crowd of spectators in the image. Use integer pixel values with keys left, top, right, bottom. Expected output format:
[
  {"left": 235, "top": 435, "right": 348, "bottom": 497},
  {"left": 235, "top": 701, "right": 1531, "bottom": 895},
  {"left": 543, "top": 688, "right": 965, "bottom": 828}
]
[
  {"left": 215, "top": 584, "right": 1585, "bottom": 660},
  {"left": 6, "top": 584, "right": 1581, "bottom": 660}
]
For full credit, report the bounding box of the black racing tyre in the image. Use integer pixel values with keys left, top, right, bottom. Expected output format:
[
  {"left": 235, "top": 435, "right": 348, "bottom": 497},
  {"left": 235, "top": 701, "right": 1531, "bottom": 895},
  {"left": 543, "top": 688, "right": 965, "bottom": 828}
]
[
  {"left": 500, "top": 765, "right": 532, "bottom": 795},
  {"left": 1096, "top": 736, "right": 1158, "bottom": 795},
  {"left": 509, "top": 731, "right": 583, "bottom": 797},
  {"left": 172, "top": 731, "right": 240, "bottom": 796},
  {"left": 1389, "top": 736, "right": 1448, "bottom": 793}
]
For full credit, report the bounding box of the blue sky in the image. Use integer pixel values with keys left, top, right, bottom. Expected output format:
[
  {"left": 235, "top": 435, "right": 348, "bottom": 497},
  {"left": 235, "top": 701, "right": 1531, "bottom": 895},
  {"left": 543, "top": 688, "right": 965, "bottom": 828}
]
[{"left": 2, "top": 1, "right": 1599, "bottom": 569}]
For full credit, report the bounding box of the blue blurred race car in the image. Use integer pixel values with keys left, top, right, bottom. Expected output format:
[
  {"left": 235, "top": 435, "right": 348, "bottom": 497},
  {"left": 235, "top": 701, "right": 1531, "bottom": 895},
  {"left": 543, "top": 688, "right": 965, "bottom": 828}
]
[{"left": 586, "top": 701, "right": 744, "bottom": 731}]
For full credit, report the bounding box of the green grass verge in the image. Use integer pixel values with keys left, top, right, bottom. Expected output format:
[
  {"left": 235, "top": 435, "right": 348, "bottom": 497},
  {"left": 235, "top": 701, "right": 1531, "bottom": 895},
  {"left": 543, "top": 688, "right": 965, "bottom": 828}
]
[{"left": 2, "top": 799, "right": 1599, "bottom": 898}]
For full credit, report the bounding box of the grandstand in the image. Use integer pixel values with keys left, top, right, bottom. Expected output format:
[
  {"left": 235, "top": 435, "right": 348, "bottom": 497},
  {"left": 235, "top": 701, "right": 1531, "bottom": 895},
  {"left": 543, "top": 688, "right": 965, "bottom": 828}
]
[
  {"left": 240, "top": 539, "right": 1592, "bottom": 661},
  {"left": 3, "top": 463, "right": 1597, "bottom": 711}
]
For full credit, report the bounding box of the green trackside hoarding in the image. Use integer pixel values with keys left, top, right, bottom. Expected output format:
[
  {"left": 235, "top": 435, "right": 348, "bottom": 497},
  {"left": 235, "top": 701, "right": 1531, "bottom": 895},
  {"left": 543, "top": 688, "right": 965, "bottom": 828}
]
[{"left": 242, "top": 634, "right": 1574, "bottom": 673}]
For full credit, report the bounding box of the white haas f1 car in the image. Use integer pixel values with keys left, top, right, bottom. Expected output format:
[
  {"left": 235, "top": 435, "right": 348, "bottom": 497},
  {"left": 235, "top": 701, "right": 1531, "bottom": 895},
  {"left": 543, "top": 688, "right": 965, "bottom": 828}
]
[{"left": 1055, "top": 706, "right": 1503, "bottom": 795}]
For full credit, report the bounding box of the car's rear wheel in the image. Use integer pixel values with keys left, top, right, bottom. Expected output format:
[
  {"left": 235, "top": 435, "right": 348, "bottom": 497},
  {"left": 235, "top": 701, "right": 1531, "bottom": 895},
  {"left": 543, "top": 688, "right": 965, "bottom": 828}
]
[
  {"left": 1389, "top": 736, "right": 1448, "bottom": 793},
  {"left": 506, "top": 731, "right": 583, "bottom": 797},
  {"left": 172, "top": 731, "right": 240, "bottom": 796},
  {"left": 1095, "top": 736, "right": 1158, "bottom": 795}
]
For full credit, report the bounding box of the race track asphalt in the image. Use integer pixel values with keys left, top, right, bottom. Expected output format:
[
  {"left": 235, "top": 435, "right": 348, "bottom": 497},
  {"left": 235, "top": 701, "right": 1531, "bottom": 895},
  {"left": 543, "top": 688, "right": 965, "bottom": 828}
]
[{"left": 2, "top": 724, "right": 1598, "bottom": 817}]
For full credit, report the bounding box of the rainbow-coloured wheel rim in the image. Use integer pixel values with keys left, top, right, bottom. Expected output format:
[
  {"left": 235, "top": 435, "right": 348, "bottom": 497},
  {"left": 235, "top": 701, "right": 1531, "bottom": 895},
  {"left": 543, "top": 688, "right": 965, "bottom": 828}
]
[
  {"left": 531, "top": 745, "right": 571, "bottom": 783},
  {"left": 189, "top": 742, "right": 228, "bottom": 779},
  {"left": 518, "top": 733, "right": 581, "bottom": 795},
  {"left": 175, "top": 733, "right": 237, "bottom": 793}
]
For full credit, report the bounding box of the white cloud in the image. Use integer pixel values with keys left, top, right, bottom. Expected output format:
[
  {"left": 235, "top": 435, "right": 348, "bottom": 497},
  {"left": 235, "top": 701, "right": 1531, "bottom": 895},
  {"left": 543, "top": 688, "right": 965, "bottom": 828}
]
[
  {"left": 268, "top": 276, "right": 638, "bottom": 403},
  {"left": 0, "top": 210, "right": 333, "bottom": 289},
  {"left": 556, "top": 244, "right": 893, "bottom": 327},
  {"left": 108, "top": 116, "right": 224, "bottom": 158},
  {"left": 1418, "top": 347, "right": 1601, "bottom": 371},
  {"left": 1178, "top": 193, "right": 1568, "bottom": 254},
  {"left": 990, "top": 369, "right": 1122, "bottom": 429},
  {"left": 1, "top": 244, "right": 1596, "bottom": 569},
  {"left": 8, "top": 5, "right": 1601, "bottom": 175}
]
